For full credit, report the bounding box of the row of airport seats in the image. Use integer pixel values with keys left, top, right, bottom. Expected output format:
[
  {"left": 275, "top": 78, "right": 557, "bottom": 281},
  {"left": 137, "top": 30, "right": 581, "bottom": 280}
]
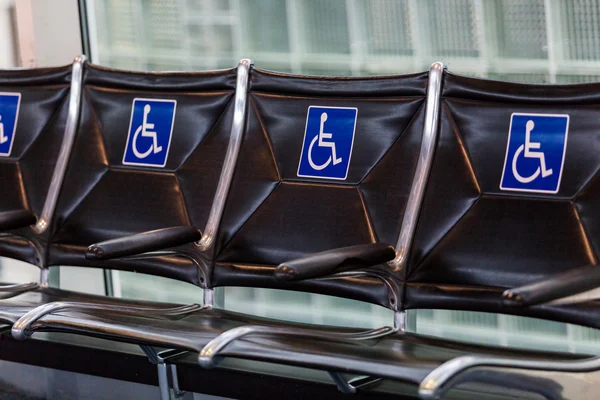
[{"left": 0, "top": 55, "right": 598, "bottom": 399}]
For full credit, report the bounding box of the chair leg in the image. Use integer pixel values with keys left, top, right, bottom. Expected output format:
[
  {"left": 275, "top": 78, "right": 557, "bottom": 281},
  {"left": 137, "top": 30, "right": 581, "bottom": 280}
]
[
  {"left": 141, "top": 345, "right": 190, "bottom": 400},
  {"left": 169, "top": 364, "right": 189, "bottom": 399},
  {"left": 156, "top": 362, "right": 171, "bottom": 400}
]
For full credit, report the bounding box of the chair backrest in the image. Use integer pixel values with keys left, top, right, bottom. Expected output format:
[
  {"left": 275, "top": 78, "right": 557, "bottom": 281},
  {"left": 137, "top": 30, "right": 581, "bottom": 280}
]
[
  {"left": 0, "top": 65, "right": 72, "bottom": 265},
  {"left": 46, "top": 62, "right": 237, "bottom": 286},
  {"left": 406, "top": 71, "right": 600, "bottom": 324},
  {"left": 211, "top": 67, "right": 430, "bottom": 307}
]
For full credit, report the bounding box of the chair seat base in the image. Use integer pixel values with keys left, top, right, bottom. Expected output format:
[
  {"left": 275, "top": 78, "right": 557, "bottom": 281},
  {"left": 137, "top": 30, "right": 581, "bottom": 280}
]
[{"left": 0, "top": 286, "right": 590, "bottom": 397}]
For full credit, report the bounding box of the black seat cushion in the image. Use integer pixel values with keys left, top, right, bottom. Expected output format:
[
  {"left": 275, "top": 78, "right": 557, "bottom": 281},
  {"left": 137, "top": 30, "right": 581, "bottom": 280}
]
[{"left": 0, "top": 288, "right": 586, "bottom": 385}]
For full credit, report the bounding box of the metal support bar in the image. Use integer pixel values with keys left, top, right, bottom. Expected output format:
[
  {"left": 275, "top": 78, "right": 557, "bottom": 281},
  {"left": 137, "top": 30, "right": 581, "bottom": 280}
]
[
  {"left": 394, "top": 310, "right": 406, "bottom": 332},
  {"left": 419, "top": 354, "right": 600, "bottom": 399},
  {"left": 328, "top": 372, "right": 356, "bottom": 394},
  {"left": 33, "top": 55, "right": 86, "bottom": 235},
  {"left": 199, "top": 325, "right": 395, "bottom": 369},
  {"left": 39, "top": 268, "right": 49, "bottom": 287},
  {"left": 157, "top": 362, "right": 171, "bottom": 400},
  {"left": 390, "top": 62, "right": 444, "bottom": 271},
  {"left": 203, "top": 288, "right": 215, "bottom": 307},
  {"left": 169, "top": 364, "right": 186, "bottom": 398},
  {"left": 328, "top": 372, "right": 382, "bottom": 394},
  {"left": 140, "top": 346, "right": 190, "bottom": 400},
  {"left": 12, "top": 302, "right": 204, "bottom": 340},
  {"left": 195, "top": 58, "right": 252, "bottom": 252},
  {"left": 327, "top": 270, "right": 400, "bottom": 310},
  {"left": 348, "top": 375, "right": 382, "bottom": 390},
  {"left": 0, "top": 282, "right": 38, "bottom": 299}
]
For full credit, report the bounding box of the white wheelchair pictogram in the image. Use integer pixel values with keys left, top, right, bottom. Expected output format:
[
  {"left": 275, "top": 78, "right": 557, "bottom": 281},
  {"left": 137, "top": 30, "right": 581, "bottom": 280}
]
[
  {"left": 511, "top": 120, "right": 553, "bottom": 183},
  {"left": 308, "top": 112, "right": 342, "bottom": 171},
  {"left": 0, "top": 116, "right": 7, "bottom": 145},
  {"left": 132, "top": 104, "right": 163, "bottom": 159}
]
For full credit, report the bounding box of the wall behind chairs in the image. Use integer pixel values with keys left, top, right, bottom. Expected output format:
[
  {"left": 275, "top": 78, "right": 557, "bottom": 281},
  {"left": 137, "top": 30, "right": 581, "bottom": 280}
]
[
  {"left": 0, "top": 0, "right": 17, "bottom": 68},
  {"left": 28, "top": 0, "right": 82, "bottom": 66},
  {"left": 0, "top": 0, "right": 82, "bottom": 69}
]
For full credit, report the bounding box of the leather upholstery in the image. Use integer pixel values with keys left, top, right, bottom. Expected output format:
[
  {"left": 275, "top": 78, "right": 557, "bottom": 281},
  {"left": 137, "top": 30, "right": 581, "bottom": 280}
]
[
  {"left": 0, "top": 287, "right": 585, "bottom": 385},
  {"left": 0, "top": 65, "right": 71, "bottom": 266},
  {"left": 0, "top": 210, "right": 36, "bottom": 231},
  {"left": 405, "top": 72, "right": 600, "bottom": 325},
  {"left": 212, "top": 68, "right": 428, "bottom": 307},
  {"left": 46, "top": 63, "right": 237, "bottom": 285}
]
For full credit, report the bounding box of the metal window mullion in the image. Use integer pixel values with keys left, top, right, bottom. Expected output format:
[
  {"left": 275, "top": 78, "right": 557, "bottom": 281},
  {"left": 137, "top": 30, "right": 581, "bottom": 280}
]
[
  {"left": 566, "top": 322, "right": 576, "bottom": 353},
  {"left": 110, "top": 270, "right": 123, "bottom": 297},
  {"left": 344, "top": 0, "right": 365, "bottom": 76},
  {"left": 84, "top": 0, "right": 102, "bottom": 63},
  {"left": 312, "top": 293, "right": 327, "bottom": 325},
  {"left": 204, "top": 0, "right": 218, "bottom": 69},
  {"left": 407, "top": 0, "right": 428, "bottom": 71},
  {"left": 230, "top": 0, "right": 244, "bottom": 63},
  {"left": 544, "top": 0, "right": 562, "bottom": 83},
  {"left": 177, "top": 0, "right": 194, "bottom": 70},
  {"left": 497, "top": 313, "right": 509, "bottom": 347},
  {"left": 472, "top": 0, "right": 490, "bottom": 77},
  {"left": 432, "top": 309, "right": 444, "bottom": 337},
  {"left": 132, "top": 0, "right": 148, "bottom": 69},
  {"left": 285, "top": 0, "right": 303, "bottom": 73}
]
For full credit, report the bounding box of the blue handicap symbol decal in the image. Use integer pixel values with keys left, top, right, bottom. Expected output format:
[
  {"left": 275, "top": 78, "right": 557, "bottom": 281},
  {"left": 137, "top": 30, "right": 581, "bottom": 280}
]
[
  {"left": 0, "top": 93, "right": 21, "bottom": 157},
  {"left": 500, "top": 113, "right": 569, "bottom": 194},
  {"left": 123, "top": 98, "right": 177, "bottom": 167},
  {"left": 297, "top": 106, "right": 358, "bottom": 180}
]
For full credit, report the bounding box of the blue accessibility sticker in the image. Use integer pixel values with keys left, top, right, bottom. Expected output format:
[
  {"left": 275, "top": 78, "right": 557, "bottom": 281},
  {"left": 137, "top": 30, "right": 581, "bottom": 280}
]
[
  {"left": 500, "top": 113, "right": 569, "bottom": 194},
  {"left": 297, "top": 106, "right": 358, "bottom": 180},
  {"left": 0, "top": 93, "right": 21, "bottom": 157},
  {"left": 123, "top": 98, "right": 177, "bottom": 167}
]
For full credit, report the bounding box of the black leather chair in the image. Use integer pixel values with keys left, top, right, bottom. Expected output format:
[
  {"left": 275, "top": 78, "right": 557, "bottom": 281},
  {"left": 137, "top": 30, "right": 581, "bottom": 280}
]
[
  {"left": 6, "top": 63, "right": 439, "bottom": 398},
  {"left": 413, "top": 71, "right": 600, "bottom": 399},
  {"left": 0, "top": 58, "right": 80, "bottom": 299},
  {"left": 64, "top": 64, "right": 432, "bottom": 310},
  {"left": 10, "top": 66, "right": 600, "bottom": 400},
  {"left": 0, "top": 59, "right": 246, "bottom": 399},
  {"left": 45, "top": 60, "right": 242, "bottom": 287},
  {"left": 210, "top": 65, "right": 436, "bottom": 308},
  {"left": 0, "top": 59, "right": 240, "bottom": 314},
  {"left": 196, "top": 68, "right": 600, "bottom": 399}
]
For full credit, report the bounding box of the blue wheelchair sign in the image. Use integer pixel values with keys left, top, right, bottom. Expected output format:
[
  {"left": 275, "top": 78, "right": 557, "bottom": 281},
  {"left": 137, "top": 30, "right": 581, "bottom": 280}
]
[
  {"left": 0, "top": 93, "right": 21, "bottom": 157},
  {"left": 500, "top": 113, "right": 569, "bottom": 194},
  {"left": 297, "top": 106, "right": 358, "bottom": 180},
  {"left": 123, "top": 98, "right": 177, "bottom": 167}
]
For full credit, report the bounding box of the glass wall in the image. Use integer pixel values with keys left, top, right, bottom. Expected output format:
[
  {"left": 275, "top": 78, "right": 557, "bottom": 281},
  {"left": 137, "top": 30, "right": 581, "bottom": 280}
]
[{"left": 89, "top": 0, "right": 600, "bottom": 82}]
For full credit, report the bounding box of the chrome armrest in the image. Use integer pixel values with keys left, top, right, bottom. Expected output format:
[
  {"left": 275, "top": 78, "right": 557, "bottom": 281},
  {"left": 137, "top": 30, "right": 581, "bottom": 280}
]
[
  {"left": 199, "top": 324, "right": 395, "bottom": 368},
  {"left": 0, "top": 282, "right": 39, "bottom": 299},
  {"left": 419, "top": 354, "right": 600, "bottom": 399},
  {"left": 12, "top": 301, "right": 205, "bottom": 340}
]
